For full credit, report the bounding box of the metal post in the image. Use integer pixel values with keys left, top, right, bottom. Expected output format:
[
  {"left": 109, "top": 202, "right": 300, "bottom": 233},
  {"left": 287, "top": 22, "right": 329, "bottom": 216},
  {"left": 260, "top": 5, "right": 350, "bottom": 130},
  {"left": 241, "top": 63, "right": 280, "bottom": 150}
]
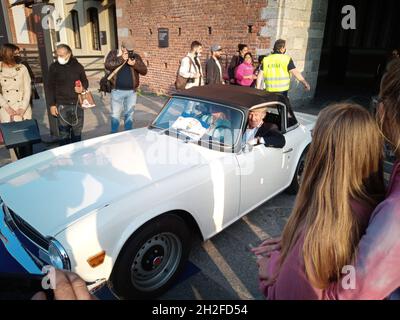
[{"left": 31, "top": 0, "right": 59, "bottom": 139}]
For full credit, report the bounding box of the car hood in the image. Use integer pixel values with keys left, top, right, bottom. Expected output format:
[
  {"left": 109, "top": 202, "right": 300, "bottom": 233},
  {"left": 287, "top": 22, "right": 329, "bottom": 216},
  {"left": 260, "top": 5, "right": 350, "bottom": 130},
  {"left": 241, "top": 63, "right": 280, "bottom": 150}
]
[{"left": 0, "top": 128, "right": 209, "bottom": 236}]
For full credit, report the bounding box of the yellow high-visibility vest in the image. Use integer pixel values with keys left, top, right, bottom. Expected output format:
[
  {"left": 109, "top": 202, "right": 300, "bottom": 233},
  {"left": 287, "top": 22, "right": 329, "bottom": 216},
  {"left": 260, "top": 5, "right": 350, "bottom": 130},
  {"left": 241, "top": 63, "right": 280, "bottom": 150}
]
[{"left": 263, "top": 54, "right": 291, "bottom": 92}]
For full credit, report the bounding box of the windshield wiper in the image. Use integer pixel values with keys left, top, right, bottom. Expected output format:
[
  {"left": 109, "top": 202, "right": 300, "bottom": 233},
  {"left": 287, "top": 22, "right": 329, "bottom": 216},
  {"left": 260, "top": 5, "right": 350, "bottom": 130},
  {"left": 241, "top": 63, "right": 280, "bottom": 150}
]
[
  {"left": 150, "top": 125, "right": 197, "bottom": 143},
  {"left": 175, "top": 129, "right": 196, "bottom": 143}
]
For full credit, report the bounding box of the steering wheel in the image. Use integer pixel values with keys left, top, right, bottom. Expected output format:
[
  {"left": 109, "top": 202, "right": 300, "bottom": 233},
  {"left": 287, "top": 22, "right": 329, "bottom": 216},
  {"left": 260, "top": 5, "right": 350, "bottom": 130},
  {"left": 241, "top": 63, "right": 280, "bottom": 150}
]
[{"left": 211, "top": 125, "right": 233, "bottom": 143}]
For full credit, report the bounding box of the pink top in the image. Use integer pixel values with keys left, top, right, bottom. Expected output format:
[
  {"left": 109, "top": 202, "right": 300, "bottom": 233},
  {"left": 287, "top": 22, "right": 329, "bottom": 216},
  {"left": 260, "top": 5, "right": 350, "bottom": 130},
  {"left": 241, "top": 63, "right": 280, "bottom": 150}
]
[
  {"left": 260, "top": 198, "right": 375, "bottom": 300},
  {"left": 235, "top": 62, "right": 255, "bottom": 87}
]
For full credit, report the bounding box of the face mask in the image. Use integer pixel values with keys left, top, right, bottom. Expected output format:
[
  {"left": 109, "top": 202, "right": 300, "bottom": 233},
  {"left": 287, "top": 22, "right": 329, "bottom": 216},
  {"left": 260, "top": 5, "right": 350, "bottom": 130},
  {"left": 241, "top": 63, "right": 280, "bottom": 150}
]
[{"left": 58, "top": 56, "right": 70, "bottom": 65}]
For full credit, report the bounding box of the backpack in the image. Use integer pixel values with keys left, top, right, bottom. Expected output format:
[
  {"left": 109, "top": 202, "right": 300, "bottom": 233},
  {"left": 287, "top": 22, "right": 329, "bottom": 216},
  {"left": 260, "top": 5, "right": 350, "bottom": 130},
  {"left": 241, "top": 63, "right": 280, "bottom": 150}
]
[{"left": 175, "top": 56, "right": 196, "bottom": 90}]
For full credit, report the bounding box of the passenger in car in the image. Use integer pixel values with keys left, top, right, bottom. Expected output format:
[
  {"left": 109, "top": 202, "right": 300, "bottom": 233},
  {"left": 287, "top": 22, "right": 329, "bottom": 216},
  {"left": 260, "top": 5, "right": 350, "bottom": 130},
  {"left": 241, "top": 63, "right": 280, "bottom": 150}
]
[
  {"left": 200, "top": 105, "right": 233, "bottom": 144},
  {"left": 243, "top": 109, "right": 286, "bottom": 148}
]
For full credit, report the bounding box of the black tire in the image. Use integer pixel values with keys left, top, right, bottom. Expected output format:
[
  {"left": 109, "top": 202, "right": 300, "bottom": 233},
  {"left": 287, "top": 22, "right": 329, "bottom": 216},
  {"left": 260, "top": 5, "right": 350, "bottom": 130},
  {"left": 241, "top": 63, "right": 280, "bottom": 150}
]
[
  {"left": 110, "top": 214, "right": 191, "bottom": 299},
  {"left": 286, "top": 148, "right": 308, "bottom": 195}
]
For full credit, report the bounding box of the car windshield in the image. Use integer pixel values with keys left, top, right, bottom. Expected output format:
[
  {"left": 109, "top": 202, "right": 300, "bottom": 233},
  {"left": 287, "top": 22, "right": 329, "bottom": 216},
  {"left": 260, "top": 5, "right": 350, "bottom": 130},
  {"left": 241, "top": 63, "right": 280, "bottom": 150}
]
[{"left": 152, "top": 97, "right": 244, "bottom": 148}]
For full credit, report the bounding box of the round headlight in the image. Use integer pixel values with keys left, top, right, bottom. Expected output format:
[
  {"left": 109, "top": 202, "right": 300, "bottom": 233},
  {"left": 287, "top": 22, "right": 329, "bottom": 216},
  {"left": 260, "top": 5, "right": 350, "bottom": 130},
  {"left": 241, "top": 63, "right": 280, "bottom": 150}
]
[{"left": 48, "top": 238, "right": 71, "bottom": 270}]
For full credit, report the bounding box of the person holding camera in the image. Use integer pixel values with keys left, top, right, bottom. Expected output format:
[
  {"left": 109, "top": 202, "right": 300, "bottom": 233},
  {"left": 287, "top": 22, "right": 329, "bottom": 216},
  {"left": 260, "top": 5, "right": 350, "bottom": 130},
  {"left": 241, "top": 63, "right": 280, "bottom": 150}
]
[
  {"left": 178, "top": 41, "right": 204, "bottom": 89},
  {"left": 105, "top": 39, "right": 147, "bottom": 133}
]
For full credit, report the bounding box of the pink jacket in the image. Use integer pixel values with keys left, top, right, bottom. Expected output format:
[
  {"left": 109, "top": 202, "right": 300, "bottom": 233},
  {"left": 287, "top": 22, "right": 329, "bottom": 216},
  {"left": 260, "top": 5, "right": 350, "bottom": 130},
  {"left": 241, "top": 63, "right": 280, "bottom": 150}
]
[
  {"left": 235, "top": 62, "right": 254, "bottom": 87},
  {"left": 260, "top": 197, "right": 375, "bottom": 299}
]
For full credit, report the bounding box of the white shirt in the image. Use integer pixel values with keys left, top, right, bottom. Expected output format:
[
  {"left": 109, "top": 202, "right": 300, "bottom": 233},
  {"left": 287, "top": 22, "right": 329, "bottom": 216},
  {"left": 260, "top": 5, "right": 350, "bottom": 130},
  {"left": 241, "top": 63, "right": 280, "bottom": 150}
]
[
  {"left": 179, "top": 53, "right": 204, "bottom": 89},
  {"left": 243, "top": 122, "right": 265, "bottom": 145}
]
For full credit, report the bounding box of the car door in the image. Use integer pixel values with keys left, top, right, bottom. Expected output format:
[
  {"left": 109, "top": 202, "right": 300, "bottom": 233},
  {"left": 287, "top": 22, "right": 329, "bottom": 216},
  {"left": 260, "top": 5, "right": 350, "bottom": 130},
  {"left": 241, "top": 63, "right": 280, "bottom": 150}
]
[
  {"left": 205, "top": 152, "right": 241, "bottom": 232},
  {"left": 236, "top": 142, "right": 288, "bottom": 215},
  {"left": 236, "top": 103, "right": 295, "bottom": 215}
]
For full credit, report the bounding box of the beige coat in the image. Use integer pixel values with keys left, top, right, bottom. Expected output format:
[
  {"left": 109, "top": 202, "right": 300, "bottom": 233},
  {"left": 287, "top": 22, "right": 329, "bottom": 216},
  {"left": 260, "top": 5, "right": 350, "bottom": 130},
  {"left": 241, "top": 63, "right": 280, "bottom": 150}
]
[{"left": 0, "top": 62, "right": 32, "bottom": 123}]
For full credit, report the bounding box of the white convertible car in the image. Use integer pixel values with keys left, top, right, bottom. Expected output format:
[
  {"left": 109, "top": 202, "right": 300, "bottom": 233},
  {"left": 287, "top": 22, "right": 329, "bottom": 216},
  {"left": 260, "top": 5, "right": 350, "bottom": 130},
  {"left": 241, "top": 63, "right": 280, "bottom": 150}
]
[{"left": 0, "top": 85, "right": 316, "bottom": 299}]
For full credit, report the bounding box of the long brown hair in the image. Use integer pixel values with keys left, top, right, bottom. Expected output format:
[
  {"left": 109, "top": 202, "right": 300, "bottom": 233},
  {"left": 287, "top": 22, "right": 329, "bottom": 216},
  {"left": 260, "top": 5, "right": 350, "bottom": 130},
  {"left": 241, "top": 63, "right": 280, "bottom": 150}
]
[
  {"left": 0, "top": 43, "right": 18, "bottom": 66},
  {"left": 378, "top": 59, "right": 400, "bottom": 159},
  {"left": 279, "top": 103, "right": 385, "bottom": 289}
]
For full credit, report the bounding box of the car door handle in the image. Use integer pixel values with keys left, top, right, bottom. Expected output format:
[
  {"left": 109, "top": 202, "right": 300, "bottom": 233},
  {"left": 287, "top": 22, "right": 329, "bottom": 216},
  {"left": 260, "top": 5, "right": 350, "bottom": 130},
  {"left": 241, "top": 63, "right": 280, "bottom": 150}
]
[{"left": 283, "top": 148, "right": 293, "bottom": 154}]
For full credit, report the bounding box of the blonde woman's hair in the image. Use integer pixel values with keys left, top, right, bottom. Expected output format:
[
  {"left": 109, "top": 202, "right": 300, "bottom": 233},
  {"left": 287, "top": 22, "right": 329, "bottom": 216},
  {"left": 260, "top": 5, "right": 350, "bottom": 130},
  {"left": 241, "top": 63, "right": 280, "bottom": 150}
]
[{"left": 279, "top": 103, "right": 385, "bottom": 289}]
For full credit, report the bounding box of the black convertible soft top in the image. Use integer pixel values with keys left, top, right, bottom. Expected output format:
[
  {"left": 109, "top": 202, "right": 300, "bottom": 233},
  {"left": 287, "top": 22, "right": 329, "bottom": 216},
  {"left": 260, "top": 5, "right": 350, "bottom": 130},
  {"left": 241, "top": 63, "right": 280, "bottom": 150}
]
[{"left": 172, "top": 84, "right": 289, "bottom": 111}]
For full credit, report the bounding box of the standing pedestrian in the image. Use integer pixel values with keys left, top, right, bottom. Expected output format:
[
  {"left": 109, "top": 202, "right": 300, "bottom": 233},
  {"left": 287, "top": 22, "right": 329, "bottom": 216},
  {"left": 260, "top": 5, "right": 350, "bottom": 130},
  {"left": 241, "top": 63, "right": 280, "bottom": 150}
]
[
  {"left": 178, "top": 41, "right": 204, "bottom": 89},
  {"left": 235, "top": 52, "right": 257, "bottom": 87},
  {"left": 205, "top": 44, "right": 224, "bottom": 85},
  {"left": 105, "top": 39, "right": 148, "bottom": 133},
  {"left": 0, "top": 43, "right": 32, "bottom": 159},
  {"left": 48, "top": 44, "right": 88, "bottom": 146},
  {"left": 228, "top": 44, "right": 249, "bottom": 85},
  {"left": 11, "top": 44, "right": 39, "bottom": 105},
  {"left": 256, "top": 55, "right": 267, "bottom": 90},
  {"left": 257, "top": 39, "right": 310, "bottom": 97}
]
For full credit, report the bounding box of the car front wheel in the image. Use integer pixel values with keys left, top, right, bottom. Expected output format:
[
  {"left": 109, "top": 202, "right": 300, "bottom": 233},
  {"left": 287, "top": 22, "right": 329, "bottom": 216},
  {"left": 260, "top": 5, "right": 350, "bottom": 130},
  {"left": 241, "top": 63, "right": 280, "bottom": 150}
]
[
  {"left": 110, "top": 214, "right": 191, "bottom": 299},
  {"left": 286, "top": 148, "right": 308, "bottom": 195}
]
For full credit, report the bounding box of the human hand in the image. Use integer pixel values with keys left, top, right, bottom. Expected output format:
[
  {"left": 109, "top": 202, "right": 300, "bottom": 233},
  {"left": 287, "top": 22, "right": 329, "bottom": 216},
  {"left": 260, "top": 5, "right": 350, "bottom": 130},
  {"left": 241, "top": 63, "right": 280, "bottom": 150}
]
[
  {"left": 303, "top": 81, "right": 311, "bottom": 91},
  {"left": 122, "top": 52, "right": 129, "bottom": 61},
  {"left": 257, "top": 256, "right": 276, "bottom": 292},
  {"left": 251, "top": 237, "right": 282, "bottom": 257},
  {"left": 16, "top": 108, "right": 25, "bottom": 117},
  {"left": 50, "top": 105, "right": 59, "bottom": 117},
  {"left": 75, "top": 86, "right": 83, "bottom": 94},
  {"left": 31, "top": 270, "right": 97, "bottom": 300},
  {"left": 5, "top": 107, "right": 17, "bottom": 117},
  {"left": 127, "top": 58, "right": 136, "bottom": 66}
]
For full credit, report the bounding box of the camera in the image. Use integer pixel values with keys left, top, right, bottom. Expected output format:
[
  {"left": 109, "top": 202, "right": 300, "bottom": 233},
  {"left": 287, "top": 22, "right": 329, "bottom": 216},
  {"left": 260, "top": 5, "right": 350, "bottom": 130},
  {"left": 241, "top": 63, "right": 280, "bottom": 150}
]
[{"left": 127, "top": 50, "right": 136, "bottom": 60}]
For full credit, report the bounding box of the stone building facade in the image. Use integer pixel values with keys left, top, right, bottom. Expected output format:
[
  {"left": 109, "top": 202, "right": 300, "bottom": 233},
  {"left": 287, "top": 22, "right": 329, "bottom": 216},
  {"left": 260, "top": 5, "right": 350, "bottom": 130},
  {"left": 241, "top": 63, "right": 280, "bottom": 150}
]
[
  {"left": 116, "top": 0, "right": 329, "bottom": 105},
  {"left": 2, "top": 0, "right": 118, "bottom": 77}
]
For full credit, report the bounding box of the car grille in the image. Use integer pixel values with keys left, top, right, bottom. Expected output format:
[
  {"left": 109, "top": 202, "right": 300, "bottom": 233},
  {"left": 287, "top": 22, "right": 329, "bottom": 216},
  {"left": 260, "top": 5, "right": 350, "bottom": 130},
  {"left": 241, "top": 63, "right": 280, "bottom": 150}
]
[{"left": 7, "top": 207, "right": 50, "bottom": 250}]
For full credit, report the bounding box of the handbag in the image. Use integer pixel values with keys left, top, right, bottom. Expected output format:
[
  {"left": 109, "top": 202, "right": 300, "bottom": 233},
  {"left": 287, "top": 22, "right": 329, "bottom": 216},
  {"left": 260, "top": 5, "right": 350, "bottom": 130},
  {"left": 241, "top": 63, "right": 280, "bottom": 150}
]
[
  {"left": 0, "top": 116, "right": 41, "bottom": 149},
  {"left": 78, "top": 90, "right": 96, "bottom": 109},
  {"left": 99, "top": 61, "right": 127, "bottom": 94},
  {"left": 175, "top": 57, "right": 196, "bottom": 90}
]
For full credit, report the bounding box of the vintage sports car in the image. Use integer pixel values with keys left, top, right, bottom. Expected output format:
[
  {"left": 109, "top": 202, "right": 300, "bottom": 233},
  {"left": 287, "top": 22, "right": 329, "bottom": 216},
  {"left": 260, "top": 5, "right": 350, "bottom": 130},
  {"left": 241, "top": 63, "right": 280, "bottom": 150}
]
[{"left": 0, "top": 85, "right": 316, "bottom": 299}]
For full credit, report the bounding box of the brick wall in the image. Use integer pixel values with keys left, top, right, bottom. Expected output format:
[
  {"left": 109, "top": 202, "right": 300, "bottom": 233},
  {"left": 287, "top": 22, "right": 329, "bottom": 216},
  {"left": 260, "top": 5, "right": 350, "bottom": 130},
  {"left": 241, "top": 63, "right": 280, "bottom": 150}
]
[{"left": 116, "top": 0, "right": 270, "bottom": 95}]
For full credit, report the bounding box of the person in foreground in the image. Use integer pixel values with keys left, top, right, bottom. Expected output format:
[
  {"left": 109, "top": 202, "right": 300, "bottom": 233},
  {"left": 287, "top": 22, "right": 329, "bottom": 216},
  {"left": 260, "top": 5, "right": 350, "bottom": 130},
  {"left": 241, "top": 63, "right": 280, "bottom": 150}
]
[
  {"left": 32, "top": 270, "right": 96, "bottom": 300},
  {"left": 253, "top": 102, "right": 386, "bottom": 299},
  {"left": 254, "top": 60, "right": 400, "bottom": 300}
]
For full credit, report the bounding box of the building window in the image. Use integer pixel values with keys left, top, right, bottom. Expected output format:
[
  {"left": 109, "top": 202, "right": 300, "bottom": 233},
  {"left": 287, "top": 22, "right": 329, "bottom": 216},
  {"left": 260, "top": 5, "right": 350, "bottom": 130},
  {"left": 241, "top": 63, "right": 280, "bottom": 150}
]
[
  {"left": 88, "top": 8, "right": 101, "bottom": 51},
  {"left": 71, "top": 10, "right": 81, "bottom": 49}
]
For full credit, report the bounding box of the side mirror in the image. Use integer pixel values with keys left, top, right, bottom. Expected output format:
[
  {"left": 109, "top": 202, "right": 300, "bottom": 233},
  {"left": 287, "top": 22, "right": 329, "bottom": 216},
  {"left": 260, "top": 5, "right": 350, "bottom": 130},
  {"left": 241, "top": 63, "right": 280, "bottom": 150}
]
[{"left": 242, "top": 142, "right": 254, "bottom": 154}]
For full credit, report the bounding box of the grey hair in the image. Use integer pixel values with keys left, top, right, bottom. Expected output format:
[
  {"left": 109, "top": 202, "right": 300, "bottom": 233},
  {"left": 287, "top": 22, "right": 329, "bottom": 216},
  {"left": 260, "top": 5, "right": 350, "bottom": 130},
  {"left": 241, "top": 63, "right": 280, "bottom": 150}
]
[{"left": 56, "top": 44, "right": 73, "bottom": 56}]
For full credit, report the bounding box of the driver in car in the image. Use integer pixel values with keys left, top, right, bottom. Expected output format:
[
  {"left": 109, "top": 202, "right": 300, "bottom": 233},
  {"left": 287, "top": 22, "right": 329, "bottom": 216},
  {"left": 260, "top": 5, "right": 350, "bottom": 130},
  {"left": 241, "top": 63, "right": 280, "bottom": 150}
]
[{"left": 243, "top": 108, "right": 286, "bottom": 148}]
